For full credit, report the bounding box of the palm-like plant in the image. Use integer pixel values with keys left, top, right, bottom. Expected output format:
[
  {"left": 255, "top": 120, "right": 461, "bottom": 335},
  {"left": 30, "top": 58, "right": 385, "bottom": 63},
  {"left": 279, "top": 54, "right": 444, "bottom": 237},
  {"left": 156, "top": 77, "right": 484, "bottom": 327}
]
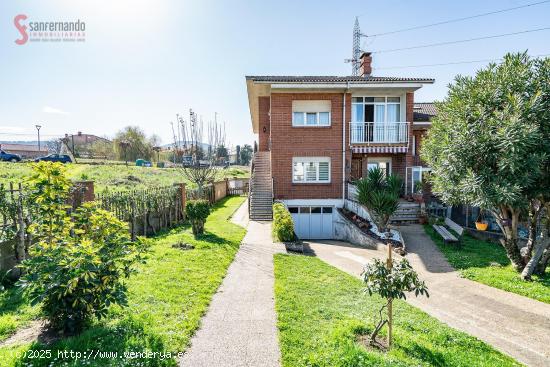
[{"left": 356, "top": 167, "right": 402, "bottom": 234}]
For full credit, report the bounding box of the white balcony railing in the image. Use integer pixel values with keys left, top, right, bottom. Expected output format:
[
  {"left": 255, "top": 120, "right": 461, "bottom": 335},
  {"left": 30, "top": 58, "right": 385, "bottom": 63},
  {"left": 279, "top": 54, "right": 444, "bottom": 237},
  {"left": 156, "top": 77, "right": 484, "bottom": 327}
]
[{"left": 350, "top": 122, "right": 409, "bottom": 144}]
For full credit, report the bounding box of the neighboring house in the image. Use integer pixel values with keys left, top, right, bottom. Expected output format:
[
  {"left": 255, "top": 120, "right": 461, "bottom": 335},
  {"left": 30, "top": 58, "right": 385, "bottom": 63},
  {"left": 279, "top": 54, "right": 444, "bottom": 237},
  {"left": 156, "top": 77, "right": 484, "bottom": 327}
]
[
  {"left": 245, "top": 52, "right": 436, "bottom": 235},
  {"left": 62, "top": 132, "right": 111, "bottom": 158},
  {"left": 0, "top": 143, "right": 48, "bottom": 159}
]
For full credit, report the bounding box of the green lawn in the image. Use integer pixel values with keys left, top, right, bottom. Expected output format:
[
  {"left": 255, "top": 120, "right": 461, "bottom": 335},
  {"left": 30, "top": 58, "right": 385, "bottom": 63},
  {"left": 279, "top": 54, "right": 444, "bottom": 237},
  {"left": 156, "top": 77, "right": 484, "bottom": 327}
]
[
  {"left": 424, "top": 225, "right": 550, "bottom": 304},
  {"left": 0, "top": 196, "right": 246, "bottom": 366},
  {"left": 274, "top": 254, "right": 520, "bottom": 367},
  {"left": 0, "top": 162, "right": 249, "bottom": 192}
]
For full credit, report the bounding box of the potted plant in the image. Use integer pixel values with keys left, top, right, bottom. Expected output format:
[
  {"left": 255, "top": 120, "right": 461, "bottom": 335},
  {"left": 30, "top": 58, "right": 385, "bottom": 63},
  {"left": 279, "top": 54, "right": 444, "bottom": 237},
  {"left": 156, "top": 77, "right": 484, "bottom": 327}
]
[
  {"left": 475, "top": 209, "right": 488, "bottom": 231},
  {"left": 413, "top": 180, "right": 424, "bottom": 203}
]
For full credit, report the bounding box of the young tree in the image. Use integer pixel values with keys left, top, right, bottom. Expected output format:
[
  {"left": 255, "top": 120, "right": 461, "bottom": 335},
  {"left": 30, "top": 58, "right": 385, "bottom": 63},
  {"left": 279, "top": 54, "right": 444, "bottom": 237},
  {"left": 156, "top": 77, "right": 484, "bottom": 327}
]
[
  {"left": 173, "top": 110, "right": 226, "bottom": 194},
  {"left": 19, "top": 163, "right": 146, "bottom": 333},
  {"left": 363, "top": 258, "right": 428, "bottom": 348},
  {"left": 422, "top": 53, "right": 550, "bottom": 273},
  {"left": 239, "top": 144, "right": 253, "bottom": 165}
]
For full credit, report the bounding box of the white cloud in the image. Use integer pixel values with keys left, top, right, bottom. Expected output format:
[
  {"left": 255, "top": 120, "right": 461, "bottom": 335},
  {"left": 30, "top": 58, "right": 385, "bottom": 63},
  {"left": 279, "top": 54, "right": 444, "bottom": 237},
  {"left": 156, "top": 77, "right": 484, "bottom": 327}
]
[{"left": 43, "top": 106, "right": 70, "bottom": 115}]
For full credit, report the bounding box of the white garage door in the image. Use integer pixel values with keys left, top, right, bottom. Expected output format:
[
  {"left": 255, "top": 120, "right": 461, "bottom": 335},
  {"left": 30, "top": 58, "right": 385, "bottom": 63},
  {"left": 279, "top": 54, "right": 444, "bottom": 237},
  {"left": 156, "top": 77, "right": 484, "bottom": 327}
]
[{"left": 288, "top": 206, "right": 334, "bottom": 240}]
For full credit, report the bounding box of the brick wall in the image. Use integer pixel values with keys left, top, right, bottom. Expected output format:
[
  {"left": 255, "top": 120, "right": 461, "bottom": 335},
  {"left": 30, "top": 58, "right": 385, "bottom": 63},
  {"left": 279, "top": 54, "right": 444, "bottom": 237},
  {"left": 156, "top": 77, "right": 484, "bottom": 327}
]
[
  {"left": 405, "top": 92, "right": 415, "bottom": 170},
  {"left": 270, "top": 93, "right": 351, "bottom": 200},
  {"left": 258, "top": 96, "right": 270, "bottom": 151}
]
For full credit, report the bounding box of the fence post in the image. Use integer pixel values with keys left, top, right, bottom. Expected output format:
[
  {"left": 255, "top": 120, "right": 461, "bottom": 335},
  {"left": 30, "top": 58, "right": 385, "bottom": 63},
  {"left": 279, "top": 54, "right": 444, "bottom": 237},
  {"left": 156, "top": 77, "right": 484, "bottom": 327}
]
[
  {"left": 72, "top": 180, "right": 95, "bottom": 209},
  {"left": 179, "top": 183, "right": 186, "bottom": 221}
]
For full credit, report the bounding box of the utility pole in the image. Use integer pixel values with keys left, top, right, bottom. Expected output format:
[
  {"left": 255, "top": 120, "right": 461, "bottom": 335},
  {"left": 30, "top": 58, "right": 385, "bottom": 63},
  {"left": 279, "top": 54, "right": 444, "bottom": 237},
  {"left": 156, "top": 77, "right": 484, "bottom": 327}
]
[{"left": 35, "top": 124, "right": 42, "bottom": 152}]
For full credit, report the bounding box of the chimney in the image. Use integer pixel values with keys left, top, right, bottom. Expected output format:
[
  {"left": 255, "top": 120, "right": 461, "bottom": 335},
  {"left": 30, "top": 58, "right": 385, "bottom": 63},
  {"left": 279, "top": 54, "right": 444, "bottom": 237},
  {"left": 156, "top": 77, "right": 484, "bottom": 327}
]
[{"left": 359, "top": 52, "right": 372, "bottom": 77}]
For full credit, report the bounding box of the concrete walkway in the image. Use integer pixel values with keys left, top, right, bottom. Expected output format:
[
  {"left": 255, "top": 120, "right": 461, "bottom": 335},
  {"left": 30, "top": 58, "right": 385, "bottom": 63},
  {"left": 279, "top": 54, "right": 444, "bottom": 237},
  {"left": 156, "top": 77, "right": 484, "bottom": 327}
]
[
  {"left": 180, "top": 204, "right": 283, "bottom": 367},
  {"left": 306, "top": 224, "right": 550, "bottom": 367}
]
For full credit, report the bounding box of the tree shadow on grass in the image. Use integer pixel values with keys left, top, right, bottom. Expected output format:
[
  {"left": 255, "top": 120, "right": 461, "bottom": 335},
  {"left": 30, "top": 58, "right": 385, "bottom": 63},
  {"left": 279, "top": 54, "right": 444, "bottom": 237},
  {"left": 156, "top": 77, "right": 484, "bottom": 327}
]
[
  {"left": 400, "top": 342, "right": 447, "bottom": 367},
  {"left": 15, "top": 317, "right": 176, "bottom": 367}
]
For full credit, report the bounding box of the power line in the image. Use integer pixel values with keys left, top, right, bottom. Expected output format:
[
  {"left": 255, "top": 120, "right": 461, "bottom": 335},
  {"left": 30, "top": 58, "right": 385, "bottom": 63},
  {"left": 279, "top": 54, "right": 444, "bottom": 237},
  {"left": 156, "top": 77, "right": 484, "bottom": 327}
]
[
  {"left": 364, "top": 0, "right": 550, "bottom": 37},
  {"left": 375, "top": 53, "right": 550, "bottom": 71},
  {"left": 372, "top": 27, "right": 550, "bottom": 54}
]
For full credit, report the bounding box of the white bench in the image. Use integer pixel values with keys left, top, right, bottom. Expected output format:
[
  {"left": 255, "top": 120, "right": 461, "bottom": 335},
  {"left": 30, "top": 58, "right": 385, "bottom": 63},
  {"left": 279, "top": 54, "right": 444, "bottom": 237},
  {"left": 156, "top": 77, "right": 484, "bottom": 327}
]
[{"left": 432, "top": 217, "right": 463, "bottom": 245}]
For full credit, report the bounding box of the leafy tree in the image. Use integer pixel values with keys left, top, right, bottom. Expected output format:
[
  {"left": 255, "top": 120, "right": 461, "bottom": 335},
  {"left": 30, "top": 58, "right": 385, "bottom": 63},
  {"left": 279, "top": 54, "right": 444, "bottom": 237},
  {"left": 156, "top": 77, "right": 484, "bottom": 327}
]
[
  {"left": 356, "top": 167, "right": 402, "bottom": 234},
  {"left": 422, "top": 53, "right": 550, "bottom": 273},
  {"left": 239, "top": 144, "right": 253, "bottom": 165},
  {"left": 216, "top": 145, "right": 228, "bottom": 160},
  {"left": 19, "top": 162, "right": 147, "bottom": 333},
  {"left": 113, "top": 126, "right": 157, "bottom": 162},
  {"left": 186, "top": 200, "right": 210, "bottom": 236},
  {"left": 363, "top": 258, "right": 428, "bottom": 348}
]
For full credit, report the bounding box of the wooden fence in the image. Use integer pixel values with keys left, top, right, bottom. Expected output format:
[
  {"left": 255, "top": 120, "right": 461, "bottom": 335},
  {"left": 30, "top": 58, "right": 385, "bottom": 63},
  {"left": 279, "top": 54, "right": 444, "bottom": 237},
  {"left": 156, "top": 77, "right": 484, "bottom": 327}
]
[
  {"left": 96, "top": 184, "right": 186, "bottom": 239},
  {"left": 0, "top": 183, "right": 29, "bottom": 274},
  {"left": 0, "top": 178, "right": 249, "bottom": 274}
]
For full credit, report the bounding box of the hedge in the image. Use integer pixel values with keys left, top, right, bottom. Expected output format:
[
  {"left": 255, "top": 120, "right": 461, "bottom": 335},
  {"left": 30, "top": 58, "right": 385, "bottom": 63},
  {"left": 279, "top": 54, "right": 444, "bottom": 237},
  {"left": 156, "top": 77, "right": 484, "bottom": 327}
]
[{"left": 273, "top": 203, "right": 295, "bottom": 242}]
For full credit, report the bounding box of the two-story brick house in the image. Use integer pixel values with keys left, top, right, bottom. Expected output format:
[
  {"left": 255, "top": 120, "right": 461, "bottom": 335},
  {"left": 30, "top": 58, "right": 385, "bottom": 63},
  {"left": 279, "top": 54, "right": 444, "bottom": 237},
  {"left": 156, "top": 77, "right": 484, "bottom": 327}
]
[{"left": 246, "top": 52, "right": 435, "bottom": 238}]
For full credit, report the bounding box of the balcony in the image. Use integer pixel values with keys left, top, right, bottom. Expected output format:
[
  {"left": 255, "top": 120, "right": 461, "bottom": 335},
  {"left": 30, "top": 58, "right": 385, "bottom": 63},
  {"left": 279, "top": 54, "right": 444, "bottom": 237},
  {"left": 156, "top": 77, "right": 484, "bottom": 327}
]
[{"left": 350, "top": 122, "right": 409, "bottom": 145}]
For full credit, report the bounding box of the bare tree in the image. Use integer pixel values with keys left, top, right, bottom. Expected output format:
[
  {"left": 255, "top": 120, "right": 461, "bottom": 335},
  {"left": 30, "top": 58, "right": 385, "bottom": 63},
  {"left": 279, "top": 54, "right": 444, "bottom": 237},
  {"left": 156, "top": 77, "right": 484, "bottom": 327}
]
[{"left": 173, "top": 109, "right": 226, "bottom": 194}]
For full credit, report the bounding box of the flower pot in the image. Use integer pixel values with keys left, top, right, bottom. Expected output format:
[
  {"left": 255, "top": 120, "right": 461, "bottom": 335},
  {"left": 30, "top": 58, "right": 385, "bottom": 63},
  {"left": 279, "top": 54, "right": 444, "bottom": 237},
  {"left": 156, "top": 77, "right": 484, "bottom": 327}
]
[
  {"left": 475, "top": 222, "right": 488, "bottom": 231},
  {"left": 418, "top": 215, "right": 428, "bottom": 224}
]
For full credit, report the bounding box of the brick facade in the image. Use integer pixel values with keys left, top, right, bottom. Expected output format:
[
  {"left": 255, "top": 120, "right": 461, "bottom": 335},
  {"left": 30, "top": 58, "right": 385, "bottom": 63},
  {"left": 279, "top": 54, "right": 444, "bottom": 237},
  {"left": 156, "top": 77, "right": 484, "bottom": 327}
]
[
  {"left": 260, "top": 91, "right": 420, "bottom": 200},
  {"left": 269, "top": 93, "right": 351, "bottom": 200},
  {"left": 258, "top": 96, "right": 270, "bottom": 151}
]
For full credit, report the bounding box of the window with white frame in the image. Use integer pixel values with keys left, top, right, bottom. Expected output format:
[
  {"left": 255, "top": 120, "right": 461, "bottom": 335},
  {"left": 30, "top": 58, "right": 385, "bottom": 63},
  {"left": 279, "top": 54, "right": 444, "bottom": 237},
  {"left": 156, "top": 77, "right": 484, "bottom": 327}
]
[
  {"left": 351, "top": 96, "right": 401, "bottom": 122},
  {"left": 292, "top": 100, "right": 331, "bottom": 126},
  {"left": 292, "top": 157, "right": 331, "bottom": 183}
]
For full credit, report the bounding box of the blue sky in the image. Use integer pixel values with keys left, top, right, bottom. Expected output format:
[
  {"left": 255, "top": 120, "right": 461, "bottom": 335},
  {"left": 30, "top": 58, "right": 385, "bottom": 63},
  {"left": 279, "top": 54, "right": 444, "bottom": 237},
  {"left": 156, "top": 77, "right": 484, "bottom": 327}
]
[{"left": 1, "top": 0, "right": 549, "bottom": 147}]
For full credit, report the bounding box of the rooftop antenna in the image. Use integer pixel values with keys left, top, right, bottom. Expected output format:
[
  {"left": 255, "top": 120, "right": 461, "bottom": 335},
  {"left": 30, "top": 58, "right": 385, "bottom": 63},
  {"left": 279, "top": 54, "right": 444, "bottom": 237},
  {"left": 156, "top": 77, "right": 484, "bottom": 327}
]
[{"left": 345, "top": 17, "right": 366, "bottom": 76}]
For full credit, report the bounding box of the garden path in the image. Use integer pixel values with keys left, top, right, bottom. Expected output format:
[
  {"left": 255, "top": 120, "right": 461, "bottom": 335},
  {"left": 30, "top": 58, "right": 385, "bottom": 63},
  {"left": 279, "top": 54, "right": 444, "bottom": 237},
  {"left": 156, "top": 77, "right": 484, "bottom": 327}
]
[{"left": 180, "top": 211, "right": 283, "bottom": 367}]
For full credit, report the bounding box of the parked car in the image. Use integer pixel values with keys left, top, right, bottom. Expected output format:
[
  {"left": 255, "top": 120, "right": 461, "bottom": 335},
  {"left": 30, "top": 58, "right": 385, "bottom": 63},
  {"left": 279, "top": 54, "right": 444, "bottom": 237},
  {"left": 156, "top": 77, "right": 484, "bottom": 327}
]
[
  {"left": 35, "top": 154, "right": 72, "bottom": 163},
  {"left": 0, "top": 150, "right": 22, "bottom": 162}
]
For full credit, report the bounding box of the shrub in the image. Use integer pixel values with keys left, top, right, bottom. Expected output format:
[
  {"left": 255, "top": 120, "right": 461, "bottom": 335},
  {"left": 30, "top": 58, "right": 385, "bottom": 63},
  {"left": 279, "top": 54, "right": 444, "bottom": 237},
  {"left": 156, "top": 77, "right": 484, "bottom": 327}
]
[
  {"left": 273, "top": 203, "right": 295, "bottom": 242},
  {"left": 186, "top": 199, "right": 210, "bottom": 236},
  {"left": 19, "top": 162, "right": 147, "bottom": 333}
]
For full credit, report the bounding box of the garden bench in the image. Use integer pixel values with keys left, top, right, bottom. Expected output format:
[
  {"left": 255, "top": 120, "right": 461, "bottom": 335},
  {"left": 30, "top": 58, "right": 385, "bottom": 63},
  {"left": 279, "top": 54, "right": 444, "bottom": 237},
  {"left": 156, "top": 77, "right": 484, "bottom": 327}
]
[{"left": 432, "top": 218, "right": 463, "bottom": 245}]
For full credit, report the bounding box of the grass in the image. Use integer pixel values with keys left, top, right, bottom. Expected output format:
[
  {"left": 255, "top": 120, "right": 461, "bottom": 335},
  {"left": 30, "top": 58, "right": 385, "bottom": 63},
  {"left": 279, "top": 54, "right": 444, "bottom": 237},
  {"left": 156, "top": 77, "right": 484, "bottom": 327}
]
[
  {"left": 0, "top": 162, "right": 249, "bottom": 192},
  {"left": 0, "top": 195, "right": 246, "bottom": 366},
  {"left": 274, "top": 254, "right": 520, "bottom": 367},
  {"left": 424, "top": 225, "right": 550, "bottom": 304}
]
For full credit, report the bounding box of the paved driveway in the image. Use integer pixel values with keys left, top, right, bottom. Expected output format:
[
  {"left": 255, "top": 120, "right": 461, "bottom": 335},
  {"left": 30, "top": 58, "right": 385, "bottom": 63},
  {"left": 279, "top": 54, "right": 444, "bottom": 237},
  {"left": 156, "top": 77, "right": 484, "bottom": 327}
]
[{"left": 306, "top": 224, "right": 550, "bottom": 367}]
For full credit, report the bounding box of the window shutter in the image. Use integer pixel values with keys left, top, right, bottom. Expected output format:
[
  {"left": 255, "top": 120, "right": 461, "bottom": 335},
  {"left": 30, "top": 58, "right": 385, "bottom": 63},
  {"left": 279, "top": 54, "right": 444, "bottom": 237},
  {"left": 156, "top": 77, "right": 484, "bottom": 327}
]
[
  {"left": 305, "top": 162, "right": 317, "bottom": 181},
  {"left": 318, "top": 162, "right": 329, "bottom": 181}
]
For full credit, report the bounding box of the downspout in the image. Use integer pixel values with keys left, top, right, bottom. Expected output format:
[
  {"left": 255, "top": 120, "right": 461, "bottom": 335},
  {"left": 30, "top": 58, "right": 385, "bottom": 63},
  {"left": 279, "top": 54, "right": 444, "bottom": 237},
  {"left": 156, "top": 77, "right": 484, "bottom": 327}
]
[{"left": 342, "top": 82, "right": 349, "bottom": 204}]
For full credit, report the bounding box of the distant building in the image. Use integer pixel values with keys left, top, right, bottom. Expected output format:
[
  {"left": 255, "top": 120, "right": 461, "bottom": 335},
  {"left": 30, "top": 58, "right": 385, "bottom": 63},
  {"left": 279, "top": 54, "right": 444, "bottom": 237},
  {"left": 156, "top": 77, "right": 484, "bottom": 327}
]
[
  {"left": 0, "top": 143, "right": 48, "bottom": 158},
  {"left": 63, "top": 132, "right": 111, "bottom": 158}
]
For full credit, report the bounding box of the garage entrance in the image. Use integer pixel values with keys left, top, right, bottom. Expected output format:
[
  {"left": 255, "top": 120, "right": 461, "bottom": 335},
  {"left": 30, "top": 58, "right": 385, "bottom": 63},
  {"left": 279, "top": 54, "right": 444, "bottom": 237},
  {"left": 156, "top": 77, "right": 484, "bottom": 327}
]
[{"left": 288, "top": 206, "right": 334, "bottom": 239}]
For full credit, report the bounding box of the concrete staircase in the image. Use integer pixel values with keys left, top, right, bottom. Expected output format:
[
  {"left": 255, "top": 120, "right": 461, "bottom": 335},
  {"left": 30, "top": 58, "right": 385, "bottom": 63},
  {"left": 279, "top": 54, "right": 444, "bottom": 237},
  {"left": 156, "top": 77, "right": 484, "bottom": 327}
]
[
  {"left": 249, "top": 152, "right": 273, "bottom": 221},
  {"left": 390, "top": 201, "right": 421, "bottom": 223}
]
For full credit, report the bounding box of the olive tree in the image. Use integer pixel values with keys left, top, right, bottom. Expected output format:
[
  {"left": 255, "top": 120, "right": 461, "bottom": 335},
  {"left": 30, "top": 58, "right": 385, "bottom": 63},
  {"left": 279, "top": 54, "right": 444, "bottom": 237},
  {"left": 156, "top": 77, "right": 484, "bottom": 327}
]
[{"left": 422, "top": 52, "right": 550, "bottom": 274}]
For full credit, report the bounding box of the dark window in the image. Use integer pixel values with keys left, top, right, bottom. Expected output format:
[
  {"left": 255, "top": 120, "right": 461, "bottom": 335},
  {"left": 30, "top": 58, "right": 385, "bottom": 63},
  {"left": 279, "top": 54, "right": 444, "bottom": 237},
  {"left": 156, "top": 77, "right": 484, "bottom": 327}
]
[
  {"left": 299, "top": 207, "right": 311, "bottom": 214},
  {"left": 322, "top": 207, "right": 333, "bottom": 214},
  {"left": 311, "top": 207, "right": 322, "bottom": 214},
  {"left": 288, "top": 207, "right": 298, "bottom": 213}
]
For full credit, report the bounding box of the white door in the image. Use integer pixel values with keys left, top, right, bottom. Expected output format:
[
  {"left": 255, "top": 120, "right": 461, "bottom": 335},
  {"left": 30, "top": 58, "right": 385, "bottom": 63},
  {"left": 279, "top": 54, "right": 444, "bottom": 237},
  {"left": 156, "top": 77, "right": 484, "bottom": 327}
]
[{"left": 288, "top": 206, "right": 334, "bottom": 240}]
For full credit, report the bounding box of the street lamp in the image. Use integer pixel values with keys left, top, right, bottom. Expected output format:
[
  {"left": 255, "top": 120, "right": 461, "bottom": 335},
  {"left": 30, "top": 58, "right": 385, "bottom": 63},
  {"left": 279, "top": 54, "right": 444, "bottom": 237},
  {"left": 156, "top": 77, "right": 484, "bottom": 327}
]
[{"left": 35, "top": 125, "right": 42, "bottom": 152}]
